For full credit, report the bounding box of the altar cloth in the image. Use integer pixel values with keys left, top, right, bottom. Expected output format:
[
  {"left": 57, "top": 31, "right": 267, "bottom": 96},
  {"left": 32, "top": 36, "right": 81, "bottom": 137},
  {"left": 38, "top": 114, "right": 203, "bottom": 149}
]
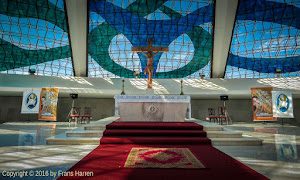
[{"left": 114, "top": 95, "right": 191, "bottom": 122}]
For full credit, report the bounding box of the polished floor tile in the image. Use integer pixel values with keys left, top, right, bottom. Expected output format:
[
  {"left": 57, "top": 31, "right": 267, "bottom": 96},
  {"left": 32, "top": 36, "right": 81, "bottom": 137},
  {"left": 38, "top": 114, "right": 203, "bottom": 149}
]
[
  {"left": 216, "top": 122, "right": 300, "bottom": 180},
  {"left": 0, "top": 119, "right": 299, "bottom": 180}
]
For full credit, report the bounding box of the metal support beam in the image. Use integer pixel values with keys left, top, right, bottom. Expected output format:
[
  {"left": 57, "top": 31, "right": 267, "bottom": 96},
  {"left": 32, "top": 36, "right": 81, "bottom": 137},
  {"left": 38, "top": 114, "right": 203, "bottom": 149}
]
[
  {"left": 212, "top": 0, "right": 238, "bottom": 78},
  {"left": 65, "top": 0, "right": 88, "bottom": 77}
]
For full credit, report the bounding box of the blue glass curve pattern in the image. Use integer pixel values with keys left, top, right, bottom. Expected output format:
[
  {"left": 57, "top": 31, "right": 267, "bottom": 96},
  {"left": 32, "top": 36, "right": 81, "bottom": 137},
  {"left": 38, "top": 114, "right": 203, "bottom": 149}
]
[
  {"left": 0, "top": 0, "right": 73, "bottom": 76},
  {"left": 225, "top": 0, "right": 300, "bottom": 78},
  {"left": 88, "top": 0, "right": 214, "bottom": 79}
]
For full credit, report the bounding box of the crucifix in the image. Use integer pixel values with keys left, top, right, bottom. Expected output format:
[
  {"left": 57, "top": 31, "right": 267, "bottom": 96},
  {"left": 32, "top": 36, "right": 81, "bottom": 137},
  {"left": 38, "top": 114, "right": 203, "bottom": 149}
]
[{"left": 132, "top": 38, "right": 169, "bottom": 89}]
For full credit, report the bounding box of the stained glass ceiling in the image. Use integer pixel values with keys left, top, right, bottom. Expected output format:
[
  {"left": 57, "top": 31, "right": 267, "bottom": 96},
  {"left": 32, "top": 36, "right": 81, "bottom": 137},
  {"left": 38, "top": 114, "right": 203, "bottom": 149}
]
[
  {"left": 0, "top": 0, "right": 299, "bottom": 79},
  {"left": 88, "top": 0, "right": 214, "bottom": 78},
  {"left": 225, "top": 0, "right": 300, "bottom": 78},
  {"left": 0, "top": 0, "right": 73, "bottom": 76}
]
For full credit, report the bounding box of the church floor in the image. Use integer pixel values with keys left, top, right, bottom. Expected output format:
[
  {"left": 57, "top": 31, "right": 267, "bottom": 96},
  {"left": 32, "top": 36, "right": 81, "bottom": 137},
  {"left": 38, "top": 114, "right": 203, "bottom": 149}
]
[
  {"left": 0, "top": 121, "right": 98, "bottom": 179},
  {"left": 216, "top": 122, "right": 300, "bottom": 180},
  {"left": 0, "top": 119, "right": 299, "bottom": 180}
]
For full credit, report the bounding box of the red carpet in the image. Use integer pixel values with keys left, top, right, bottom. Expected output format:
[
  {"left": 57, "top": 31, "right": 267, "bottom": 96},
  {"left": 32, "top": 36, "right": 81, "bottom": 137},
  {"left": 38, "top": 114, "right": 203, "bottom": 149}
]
[
  {"left": 100, "top": 137, "right": 211, "bottom": 144},
  {"left": 103, "top": 129, "right": 207, "bottom": 137},
  {"left": 60, "top": 122, "right": 269, "bottom": 180},
  {"left": 106, "top": 122, "right": 204, "bottom": 130}
]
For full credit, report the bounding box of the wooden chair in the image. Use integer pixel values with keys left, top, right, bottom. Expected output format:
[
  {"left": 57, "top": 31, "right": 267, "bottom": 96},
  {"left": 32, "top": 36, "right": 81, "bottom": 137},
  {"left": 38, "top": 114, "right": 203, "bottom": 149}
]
[
  {"left": 69, "top": 107, "right": 81, "bottom": 123},
  {"left": 80, "top": 107, "right": 92, "bottom": 124},
  {"left": 218, "top": 106, "right": 229, "bottom": 125},
  {"left": 206, "top": 108, "right": 219, "bottom": 123}
]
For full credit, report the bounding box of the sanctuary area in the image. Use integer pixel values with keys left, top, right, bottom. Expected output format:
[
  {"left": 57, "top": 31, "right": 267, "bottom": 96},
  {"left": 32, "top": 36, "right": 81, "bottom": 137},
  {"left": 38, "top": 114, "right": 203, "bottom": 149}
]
[{"left": 0, "top": 0, "right": 300, "bottom": 180}]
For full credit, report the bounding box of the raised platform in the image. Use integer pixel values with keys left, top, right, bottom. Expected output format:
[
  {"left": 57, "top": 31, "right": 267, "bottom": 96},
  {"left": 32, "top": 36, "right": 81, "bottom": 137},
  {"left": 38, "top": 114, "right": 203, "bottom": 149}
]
[
  {"left": 84, "top": 124, "right": 223, "bottom": 131},
  {"left": 66, "top": 130, "right": 241, "bottom": 138},
  {"left": 46, "top": 117, "right": 263, "bottom": 146}
]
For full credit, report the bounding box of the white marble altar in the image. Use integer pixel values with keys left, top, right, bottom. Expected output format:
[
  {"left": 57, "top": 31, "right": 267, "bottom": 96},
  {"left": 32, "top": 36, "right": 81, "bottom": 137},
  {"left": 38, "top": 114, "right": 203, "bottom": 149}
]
[{"left": 114, "top": 95, "right": 191, "bottom": 122}]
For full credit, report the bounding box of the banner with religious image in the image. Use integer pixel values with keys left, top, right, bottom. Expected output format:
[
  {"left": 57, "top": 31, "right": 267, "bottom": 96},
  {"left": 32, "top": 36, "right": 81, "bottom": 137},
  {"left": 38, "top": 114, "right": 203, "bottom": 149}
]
[
  {"left": 38, "top": 88, "right": 59, "bottom": 121},
  {"left": 251, "top": 87, "right": 276, "bottom": 121},
  {"left": 272, "top": 91, "right": 294, "bottom": 118},
  {"left": 21, "top": 89, "right": 41, "bottom": 114}
]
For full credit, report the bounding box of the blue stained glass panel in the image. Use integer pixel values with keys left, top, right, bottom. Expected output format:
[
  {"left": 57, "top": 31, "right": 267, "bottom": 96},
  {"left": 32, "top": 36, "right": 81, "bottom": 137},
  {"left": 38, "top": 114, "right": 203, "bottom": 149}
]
[
  {"left": 225, "top": 0, "right": 300, "bottom": 78},
  {"left": 88, "top": 0, "right": 214, "bottom": 79},
  {"left": 0, "top": 0, "right": 73, "bottom": 76}
]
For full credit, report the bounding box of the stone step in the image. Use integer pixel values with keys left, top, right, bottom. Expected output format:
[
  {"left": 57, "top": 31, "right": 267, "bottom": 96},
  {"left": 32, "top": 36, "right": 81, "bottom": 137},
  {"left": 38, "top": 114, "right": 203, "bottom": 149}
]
[
  {"left": 207, "top": 131, "right": 242, "bottom": 138},
  {"left": 46, "top": 137, "right": 261, "bottom": 146},
  {"left": 84, "top": 125, "right": 223, "bottom": 131},
  {"left": 66, "top": 130, "right": 238, "bottom": 138},
  {"left": 210, "top": 138, "right": 263, "bottom": 146},
  {"left": 46, "top": 137, "right": 100, "bottom": 145},
  {"left": 66, "top": 130, "right": 103, "bottom": 137},
  {"left": 84, "top": 125, "right": 106, "bottom": 130},
  {"left": 203, "top": 126, "right": 223, "bottom": 131}
]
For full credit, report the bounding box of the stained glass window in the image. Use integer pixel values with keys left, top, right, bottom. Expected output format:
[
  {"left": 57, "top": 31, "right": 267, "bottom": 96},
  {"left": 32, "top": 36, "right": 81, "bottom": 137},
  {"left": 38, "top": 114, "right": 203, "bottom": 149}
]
[
  {"left": 88, "top": 0, "right": 214, "bottom": 79},
  {"left": 0, "top": 0, "right": 73, "bottom": 76},
  {"left": 225, "top": 0, "right": 300, "bottom": 78}
]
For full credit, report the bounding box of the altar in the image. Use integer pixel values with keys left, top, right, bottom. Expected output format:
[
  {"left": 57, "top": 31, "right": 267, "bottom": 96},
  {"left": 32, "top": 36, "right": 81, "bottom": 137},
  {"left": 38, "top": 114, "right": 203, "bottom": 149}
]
[{"left": 114, "top": 95, "right": 191, "bottom": 122}]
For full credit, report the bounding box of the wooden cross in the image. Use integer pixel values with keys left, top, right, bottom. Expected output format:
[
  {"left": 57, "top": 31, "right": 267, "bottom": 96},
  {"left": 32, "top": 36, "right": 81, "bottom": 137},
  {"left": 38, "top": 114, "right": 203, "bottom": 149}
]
[{"left": 132, "top": 38, "right": 169, "bottom": 89}]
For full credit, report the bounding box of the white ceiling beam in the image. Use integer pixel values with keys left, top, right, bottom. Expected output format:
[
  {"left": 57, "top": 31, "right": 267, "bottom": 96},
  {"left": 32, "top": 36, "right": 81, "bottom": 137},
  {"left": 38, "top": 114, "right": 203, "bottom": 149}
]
[
  {"left": 65, "top": 0, "right": 88, "bottom": 77},
  {"left": 212, "top": 0, "right": 239, "bottom": 78}
]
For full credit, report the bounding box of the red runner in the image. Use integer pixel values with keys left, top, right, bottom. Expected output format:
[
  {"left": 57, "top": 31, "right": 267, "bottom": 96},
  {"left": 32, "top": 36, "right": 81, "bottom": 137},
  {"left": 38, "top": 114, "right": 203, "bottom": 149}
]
[
  {"left": 100, "top": 137, "right": 211, "bottom": 144},
  {"left": 106, "top": 122, "right": 204, "bottom": 130},
  {"left": 60, "top": 122, "right": 269, "bottom": 180},
  {"left": 103, "top": 129, "right": 207, "bottom": 137}
]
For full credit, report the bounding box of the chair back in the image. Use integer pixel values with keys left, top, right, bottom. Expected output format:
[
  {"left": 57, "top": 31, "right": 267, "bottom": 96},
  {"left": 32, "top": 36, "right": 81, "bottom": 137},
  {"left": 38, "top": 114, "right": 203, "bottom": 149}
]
[
  {"left": 83, "top": 107, "right": 91, "bottom": 115},
  {"left": 72, "top": 107, "right": 80, "bottom": 115},
  {"left": 208, "top": 108, "right": 215, "bottom": 116}
]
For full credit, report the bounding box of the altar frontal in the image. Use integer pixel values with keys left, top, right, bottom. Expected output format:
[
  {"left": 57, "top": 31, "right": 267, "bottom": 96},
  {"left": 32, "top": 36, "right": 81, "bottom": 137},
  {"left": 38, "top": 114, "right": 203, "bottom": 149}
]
[{"left": 115, "top": 95, "right": 191, "bottom": 122}]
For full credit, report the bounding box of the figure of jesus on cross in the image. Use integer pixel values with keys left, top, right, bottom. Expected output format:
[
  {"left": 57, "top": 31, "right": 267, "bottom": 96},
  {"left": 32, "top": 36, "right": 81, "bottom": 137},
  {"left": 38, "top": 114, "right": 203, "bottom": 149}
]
[{"left": 132, "top": 38, "right": 169, "bottom": 89}]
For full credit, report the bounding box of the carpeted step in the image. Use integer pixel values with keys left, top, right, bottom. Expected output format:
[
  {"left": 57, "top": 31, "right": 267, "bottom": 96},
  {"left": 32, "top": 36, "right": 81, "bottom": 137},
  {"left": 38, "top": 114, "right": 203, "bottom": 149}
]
[
  {"left": 106, "top": 122, "right": 203, "bottom": 130},
  {"left": 103, "top": 129, "right": 207, "bottom": 137},
  {"left": 100, "top": 137, "right": 211, "bottom": 145},
  {"left": 60, "top": 121, "right": 269, "bottom": 180}
]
